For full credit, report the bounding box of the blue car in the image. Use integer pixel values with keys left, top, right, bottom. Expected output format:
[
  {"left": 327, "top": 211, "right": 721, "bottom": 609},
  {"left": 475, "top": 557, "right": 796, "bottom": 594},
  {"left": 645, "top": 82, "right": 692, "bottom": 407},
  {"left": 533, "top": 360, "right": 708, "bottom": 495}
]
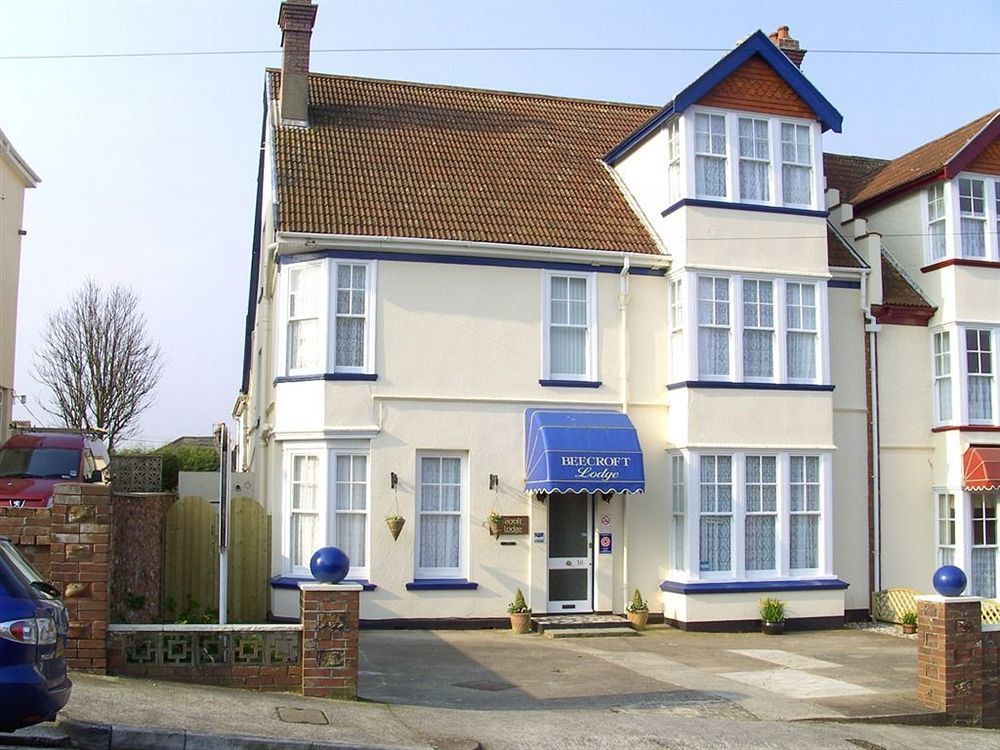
[{"left": 0, "top": 537, "right": 71, "bottom": 732}]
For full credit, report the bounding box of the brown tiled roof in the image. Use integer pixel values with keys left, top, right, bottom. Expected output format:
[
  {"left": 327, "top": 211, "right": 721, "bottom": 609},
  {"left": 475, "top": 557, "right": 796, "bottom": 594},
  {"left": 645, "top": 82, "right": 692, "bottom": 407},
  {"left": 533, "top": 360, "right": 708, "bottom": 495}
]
[
  {"left": 269, "top": 71, "right": 662, "bottom": 254},
  {"left": 881, "top": 254, "right": 932, "bottom": 310},
  {"left": 850, "top": 109, "right": 1000, "bottom": 207},
  {"left": 827, "top": 224, "right": 865, "bottom": 269},
  {"left": 823, "top": 153, "right": 889, "bottom": 202}
]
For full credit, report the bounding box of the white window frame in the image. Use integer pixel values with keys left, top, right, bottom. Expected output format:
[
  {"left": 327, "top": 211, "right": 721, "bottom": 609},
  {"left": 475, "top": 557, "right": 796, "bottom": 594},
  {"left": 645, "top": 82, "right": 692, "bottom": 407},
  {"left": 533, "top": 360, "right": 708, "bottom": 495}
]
[
  {"left": 932, "top": 330, "right": 953, "bottom": 424},
  {"left": 542, "top": 271, "right": 597, "bottom": 382},
  {"left": 669, "top": 277, "right": 686, "bottom": 383},
  {"left": 930, "top": 174, "right": 1000, "bottom": 263},
  {"left": 737, "top": 116, "right": 771, "bottom": 204},
  {"left": 926, "top": 183, "right": 948, "bottom": 262},
  {"left": 415, "top": 451, "right": 468, "bottom": 579},
  {"left": 683, "top": 451, "right": 831, "bottom": 582},
  {"left": 785, "top": 281, "right": 819, "bottom": 383},
  {"left": 780, "top": 122, "right": 814, "bottom": 207},
  {"left": 688, "top": 273, "right": 828, "bottom": 386},
  {"left": 744, "top": 454, "right": 779, "bottom": 575},
  {"left": 283, "top": 445, "right": 326, "bottom": 577},
  {"left": 331, "top": 451, "right": 371, "bottom": 580},
  {"left": 965, "top": 326, "right": 996, "bottom": 424},
  {"left": 667, "top": 118, "right": 682, "bottom": 205},
  {"left": 670, "top": 453, "right": 687, "bottom": 574},
  {"left": 694, "top": 112, "right": 728, "bottom": 199},
  {"left": 282, "top": 262, "right": 326, "bottom": 376},
  {"left": 958, "top": 177, "right": 987, "bottom": 259},
  {"left": 697, "top": 275, "right": 732, "bottom": 379},
  {"left": 936, "top": 492, "right": 957, "bottom": 569},
  {"left": 788, "top": 454, "right": 823, "bottom": 574},
  {"left": 741, "top": 278, "right": 775, "bottom": 381},
  {"left": 330, "top": 261, "right": 376, "bottom": 373},
  {"left": 969, "top": 492, "right": 998, "bottom": 599},
  {"left": 681, "top": 110, "right": 822, "bottom": 210},
  {"left": 698, "top": 454, "right": 734, "bottom": 577}
]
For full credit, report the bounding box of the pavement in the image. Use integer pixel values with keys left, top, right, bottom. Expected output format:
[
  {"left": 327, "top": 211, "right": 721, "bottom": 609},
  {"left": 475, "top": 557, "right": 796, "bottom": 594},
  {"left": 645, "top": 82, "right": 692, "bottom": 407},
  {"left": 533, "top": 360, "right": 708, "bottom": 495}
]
[{"left": 4, "top": 625, "right": 999, "bottom": 750}]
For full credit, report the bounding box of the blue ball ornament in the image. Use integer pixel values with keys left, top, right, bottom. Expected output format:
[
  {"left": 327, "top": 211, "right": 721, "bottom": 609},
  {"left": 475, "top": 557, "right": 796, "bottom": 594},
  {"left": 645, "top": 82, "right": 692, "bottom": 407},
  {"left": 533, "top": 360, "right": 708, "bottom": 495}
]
[
  {"left": 309, "top": 546, "right": 350, "bottom": 584},
  {"left": 932, "top": 565, "right": 967, "bottom": 597}
]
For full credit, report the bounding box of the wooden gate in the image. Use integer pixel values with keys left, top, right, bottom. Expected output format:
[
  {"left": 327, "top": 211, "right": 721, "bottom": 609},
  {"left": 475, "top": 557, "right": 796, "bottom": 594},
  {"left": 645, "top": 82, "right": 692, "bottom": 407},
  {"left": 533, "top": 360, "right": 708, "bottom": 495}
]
[{"left": 163, "top": 495, "right": 270, "bottom": 623}]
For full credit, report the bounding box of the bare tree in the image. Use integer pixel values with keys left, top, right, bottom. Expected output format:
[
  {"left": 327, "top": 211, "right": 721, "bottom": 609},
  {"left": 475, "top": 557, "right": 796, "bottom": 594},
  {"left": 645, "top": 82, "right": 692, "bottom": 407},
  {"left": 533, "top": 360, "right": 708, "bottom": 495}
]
[{"left": 34, "top": 279, "right": 162, "bottom": 452}]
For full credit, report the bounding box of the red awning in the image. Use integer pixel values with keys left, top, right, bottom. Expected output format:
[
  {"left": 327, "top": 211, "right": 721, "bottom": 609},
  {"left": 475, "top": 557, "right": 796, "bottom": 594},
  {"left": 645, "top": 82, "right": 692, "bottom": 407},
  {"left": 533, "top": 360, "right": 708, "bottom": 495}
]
[{"left": 964, "top": 445, "right": 1000, "bottom": 492}]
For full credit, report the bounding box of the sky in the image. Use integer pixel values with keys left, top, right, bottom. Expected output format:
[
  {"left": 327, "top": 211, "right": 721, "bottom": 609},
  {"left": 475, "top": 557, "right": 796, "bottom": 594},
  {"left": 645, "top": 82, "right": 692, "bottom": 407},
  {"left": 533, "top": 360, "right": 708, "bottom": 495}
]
[{"left": 1, "top": 0, "right": 998, "bottom": 448}]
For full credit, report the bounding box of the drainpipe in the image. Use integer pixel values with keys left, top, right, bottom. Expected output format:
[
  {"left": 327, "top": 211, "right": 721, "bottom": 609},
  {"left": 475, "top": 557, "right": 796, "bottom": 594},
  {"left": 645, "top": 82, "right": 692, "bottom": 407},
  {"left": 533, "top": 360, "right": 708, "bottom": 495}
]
[
  {"left": 619, "top": 255, "right": 630, "bottom": 612},
  {"left": 861, "top": 271, "right": 882, "bottom": 600}
]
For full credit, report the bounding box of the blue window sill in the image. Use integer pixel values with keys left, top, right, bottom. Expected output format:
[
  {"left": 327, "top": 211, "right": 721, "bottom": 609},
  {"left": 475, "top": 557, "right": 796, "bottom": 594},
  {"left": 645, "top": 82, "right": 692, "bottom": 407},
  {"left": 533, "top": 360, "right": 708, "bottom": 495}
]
[
  {"left": 270, "top": 575, "right": 376, "bottom": 591},
  {"left": 661, "top": 198, "right": 829, "bottom": 220},
  {"left": 666, "top": 381, "right": 835, "bottom": 392},
  {"left": 539, "top": 379, "right": 602, "bottom": 388},
  {"left": 659, "top": 578, "right": 848, "bottom": 594},
  {"left": 274, "top": 373, "right": 378, "bottom": 385},
  {"left": 406, "top": 579, "right": 479, "bottom": 591}
]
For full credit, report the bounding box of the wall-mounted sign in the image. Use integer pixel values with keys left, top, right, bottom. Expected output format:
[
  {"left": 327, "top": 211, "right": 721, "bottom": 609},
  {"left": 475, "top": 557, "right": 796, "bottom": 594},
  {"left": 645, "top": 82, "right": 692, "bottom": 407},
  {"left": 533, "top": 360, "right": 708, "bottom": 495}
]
[
  {"left": 493, "top": 515, "right": 529, "bottom": 536},
  {"left": 599, "top": 513, "right": 612, "bottom": 531},
  {"left": 598, "top": 532, "right": 612, "bottom": 554},
  {"left": 533, "top": 531, "right": 545, "bottom": 544}
]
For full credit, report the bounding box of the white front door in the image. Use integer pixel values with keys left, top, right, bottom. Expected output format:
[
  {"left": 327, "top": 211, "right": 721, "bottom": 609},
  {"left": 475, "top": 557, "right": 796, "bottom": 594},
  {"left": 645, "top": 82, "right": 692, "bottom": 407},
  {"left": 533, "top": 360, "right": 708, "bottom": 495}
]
[{"left": 547, "top": 493, "right": 593, "bottom": 612}]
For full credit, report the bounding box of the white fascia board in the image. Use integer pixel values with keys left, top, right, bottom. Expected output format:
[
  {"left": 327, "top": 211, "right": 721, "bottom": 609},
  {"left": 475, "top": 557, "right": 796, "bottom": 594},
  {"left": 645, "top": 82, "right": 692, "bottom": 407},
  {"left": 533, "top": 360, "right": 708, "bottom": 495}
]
[
  {"left": 829, "top": 266, "right": 868, "bottom": 282},
  {"left": 272, "top": 428, "right": 381, "bottom": 442},
  {"left": 274, "top": 232, "right": 672, "bottom": 271},
  {"left": 681, "top": 262, "right": 833, "bottom": 281},
  {"left": 0, "top": 127, "right": 40, "bottom": 187}
]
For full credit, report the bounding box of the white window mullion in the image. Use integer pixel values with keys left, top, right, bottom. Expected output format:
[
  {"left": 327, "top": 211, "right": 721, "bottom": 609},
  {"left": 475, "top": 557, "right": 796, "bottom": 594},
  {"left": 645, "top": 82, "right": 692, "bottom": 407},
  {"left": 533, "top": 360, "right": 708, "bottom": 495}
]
[
  {"left": 776, "top": 454, "right": 790, "bottom": 577},
  {"left": 732, "top": 454, "right": 745, "bottom": 579}
]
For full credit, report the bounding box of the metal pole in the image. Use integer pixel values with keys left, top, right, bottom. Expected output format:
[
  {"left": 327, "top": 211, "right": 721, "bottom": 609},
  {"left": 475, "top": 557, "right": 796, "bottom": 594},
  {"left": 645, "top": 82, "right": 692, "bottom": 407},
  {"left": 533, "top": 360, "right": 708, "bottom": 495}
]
[{"left": 215, "top": 423, "right": 230, "bottom": 625}]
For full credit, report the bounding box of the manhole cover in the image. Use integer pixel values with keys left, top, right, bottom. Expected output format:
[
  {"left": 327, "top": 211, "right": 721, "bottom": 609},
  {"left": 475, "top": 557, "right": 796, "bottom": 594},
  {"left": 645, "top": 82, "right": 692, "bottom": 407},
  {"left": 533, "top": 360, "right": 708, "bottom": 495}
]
[
  {"left": 276, "top": 707, "right": 329, "bottom": 725},
  {"left": 452, "top": 680, "right": 514, "bottom": 692},
  {"left": 846, "top": 740, "right": 888, "bottom": 750}
]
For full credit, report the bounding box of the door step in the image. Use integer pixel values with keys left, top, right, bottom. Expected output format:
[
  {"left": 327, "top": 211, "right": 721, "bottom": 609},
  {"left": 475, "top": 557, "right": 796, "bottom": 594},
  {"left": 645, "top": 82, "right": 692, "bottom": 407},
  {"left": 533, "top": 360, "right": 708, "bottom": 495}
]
[{"left": 533, "top": 614, "right": 638, "bottom": 638}]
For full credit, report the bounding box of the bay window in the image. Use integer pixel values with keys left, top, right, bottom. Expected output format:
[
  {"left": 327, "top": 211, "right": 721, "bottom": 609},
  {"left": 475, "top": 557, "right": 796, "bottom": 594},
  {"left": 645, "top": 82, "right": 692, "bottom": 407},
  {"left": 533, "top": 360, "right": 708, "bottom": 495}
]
[
  {"left": 688, "top": 273, "right": 825, "bottom": 385},
  {"left": 417, "top": 453, "right": 466, "bottom": 578},
  {"left": 936, "top": 493, "right": 956, "bottom": 568},
  {"left": 932, "top": 325, "right": 1000, "bottom": 427},
  {"left": 544, "top": 272, "right": 595, "bottom": 382},
  {"left": 683, "top": 451, "right": 830, "bottom": 581},
  {"left": 280, "top": 257, "right": 376, "bottom": 378},
  {"left": 922, "top": 176, "right": 1000, "bottom": 263},
  {"left": 289, "top": 453, "right": 321, "bottom": 574}
]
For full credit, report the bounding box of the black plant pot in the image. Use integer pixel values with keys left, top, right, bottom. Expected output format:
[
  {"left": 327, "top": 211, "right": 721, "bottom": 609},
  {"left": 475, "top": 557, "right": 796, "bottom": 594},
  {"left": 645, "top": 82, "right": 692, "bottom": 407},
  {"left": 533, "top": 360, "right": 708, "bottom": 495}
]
[{"left": 761, "top": 620, "right": 785, "bottom": 635}]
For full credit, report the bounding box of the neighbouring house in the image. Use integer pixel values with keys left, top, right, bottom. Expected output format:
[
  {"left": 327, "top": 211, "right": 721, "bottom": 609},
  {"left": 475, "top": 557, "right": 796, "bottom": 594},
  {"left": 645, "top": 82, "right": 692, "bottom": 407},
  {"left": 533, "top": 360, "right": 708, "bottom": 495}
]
[
  {"left": 0, "top": 128, "right": 39, "bottom": 446},
  {"left": 236, "top": 0, "right": 996, "bottom": 628},
  {"left": 826, "top": 108, "right": 1000, "bottom": 601}
]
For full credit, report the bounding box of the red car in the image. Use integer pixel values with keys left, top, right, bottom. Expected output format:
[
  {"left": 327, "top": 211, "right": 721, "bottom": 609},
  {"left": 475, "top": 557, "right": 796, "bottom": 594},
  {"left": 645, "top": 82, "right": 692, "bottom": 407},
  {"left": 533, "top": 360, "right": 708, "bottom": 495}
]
[{"left": 0, "top": 430, "right": 109, "bottom": 509}]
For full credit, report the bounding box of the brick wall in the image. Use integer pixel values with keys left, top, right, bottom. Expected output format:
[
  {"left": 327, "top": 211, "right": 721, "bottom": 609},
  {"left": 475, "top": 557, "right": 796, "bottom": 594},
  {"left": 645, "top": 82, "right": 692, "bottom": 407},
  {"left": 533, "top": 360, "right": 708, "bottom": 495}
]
[
  {"left": 300, "top": 583, "right": 361, "bottom": 700},
  {"left": 110, "top": 493, "right": 175, "bottom": 623},
  {"left": 917, "top": 595, "right": 999, "bottom": 728}
]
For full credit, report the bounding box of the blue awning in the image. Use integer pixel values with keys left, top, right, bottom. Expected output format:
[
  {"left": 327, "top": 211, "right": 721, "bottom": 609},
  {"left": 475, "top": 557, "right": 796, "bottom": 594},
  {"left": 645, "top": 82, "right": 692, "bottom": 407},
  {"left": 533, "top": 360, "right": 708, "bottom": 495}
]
[{"left": 524, "top": 409, "right": 645, "bottom": 494}]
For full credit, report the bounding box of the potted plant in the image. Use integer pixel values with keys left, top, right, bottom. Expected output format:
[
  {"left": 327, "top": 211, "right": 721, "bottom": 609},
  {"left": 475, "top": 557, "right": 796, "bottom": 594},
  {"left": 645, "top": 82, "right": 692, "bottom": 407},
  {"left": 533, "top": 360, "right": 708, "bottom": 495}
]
[
  {"left": 759, "top": 596, "right": 786, "bottom": 635},
  {"left": 508, "top": 588, "right": 532, "bottom": 634},
  {"left": 385, "top": 514, "right": 405, "bottom": 540},
  {"left": 900, "top": 610, "right": 918, "bottom": 634},
  {"left": 625, "top": 588, "right": 649, "bottom": 631},
  {"left": 488, "top": 511, "right": 502, "bottom": 539}
]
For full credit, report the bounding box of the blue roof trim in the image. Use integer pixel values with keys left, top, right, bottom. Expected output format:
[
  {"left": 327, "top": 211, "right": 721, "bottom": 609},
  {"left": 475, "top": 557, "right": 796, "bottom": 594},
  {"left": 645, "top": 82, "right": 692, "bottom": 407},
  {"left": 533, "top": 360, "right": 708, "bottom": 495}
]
[
  {"left": 660, "top": 578, "right": 849, "bottom": 594},
  {"left": 270, "top": 576, "right": 376, "bottom": 591},
  {"left": 539, "top": 379, "right": 603, "bottom": 389},
  {"left": 278, "top": 248, "right": 668, "bottom": 276},
  {"left": 274, "top": 373, "right": 378, "bottom": 385},
  {"left": 828, "top": 279, "right": 862, "bottom": 289},
  {"left": 524, "top": 409, "right": 645, "bottom": 494},
  {"left": 666, "top": 381, "right": 835, "bottom": 392},
  {"left": 661, "top": 199, "right": 829, "bottom": 220},
  {"left": 606, "top": 30, "right": 843, "bottom": 164},
  {"left": 406, "top": 579, "right": 479, "bottom": 591}
]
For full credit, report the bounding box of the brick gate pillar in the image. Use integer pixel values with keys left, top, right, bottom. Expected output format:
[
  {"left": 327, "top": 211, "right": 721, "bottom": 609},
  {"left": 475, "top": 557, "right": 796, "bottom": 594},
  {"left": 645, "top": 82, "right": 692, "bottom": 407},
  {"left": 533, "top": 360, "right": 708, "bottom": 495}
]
[
  {"left": 915, "top": 594, "right": 983, "bottom": 725},
  {"left": 51, "top": 483, "right": 112, "bottom": 674},
  {"left": 299, "top": 582, "right": 361, "bottom": 699}
]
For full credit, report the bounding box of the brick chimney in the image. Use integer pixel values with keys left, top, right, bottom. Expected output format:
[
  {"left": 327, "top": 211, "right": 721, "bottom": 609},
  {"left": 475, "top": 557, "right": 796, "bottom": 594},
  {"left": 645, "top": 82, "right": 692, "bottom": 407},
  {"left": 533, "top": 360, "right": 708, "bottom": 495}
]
[
  {"left": 769, "top": 25, "right": 806, "bottom": 69},
  {"left": 277, "top": 0, "right": 318, "bottom": 127}
]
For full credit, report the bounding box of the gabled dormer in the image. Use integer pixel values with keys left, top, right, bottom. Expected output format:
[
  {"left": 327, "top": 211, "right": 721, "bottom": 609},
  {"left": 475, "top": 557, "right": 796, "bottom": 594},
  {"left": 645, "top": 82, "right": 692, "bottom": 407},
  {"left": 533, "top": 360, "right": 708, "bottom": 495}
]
[{"left": 608, "top": 28, "right": 843, "bottom": 219}]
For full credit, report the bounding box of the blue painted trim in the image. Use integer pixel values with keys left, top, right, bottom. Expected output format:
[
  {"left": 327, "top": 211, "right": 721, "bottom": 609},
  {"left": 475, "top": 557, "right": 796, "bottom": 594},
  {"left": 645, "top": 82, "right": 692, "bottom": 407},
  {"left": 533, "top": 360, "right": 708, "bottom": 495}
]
[
  {"left": 666, "top": 381, "right": 835, "bottom": 392},
  {"left": 279, "top": 248, "right": 668, "bottom": 276},
  {"left": 539, "top": 379, "right": 603, "bottom": 389},
  {"left": 274, "top": 373, "right": 378, "bottom": 385},
  {"left": 661, "top": 199, "right": 829, "bottom": 220},
  {"left": 605, "top": 31, "right": 843, "bottom": 164},
  {"left": 406, "top": 579, "right": 479, "bottom": 591},
  {"left": 659, "top": 578, "right": 849, "bottom": 594},
  {"left": 828, "top": 279, "right": 862, "bottom": 289},
  {"left": 270, "top": 576, "right": 377, "bottom": 591}
]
